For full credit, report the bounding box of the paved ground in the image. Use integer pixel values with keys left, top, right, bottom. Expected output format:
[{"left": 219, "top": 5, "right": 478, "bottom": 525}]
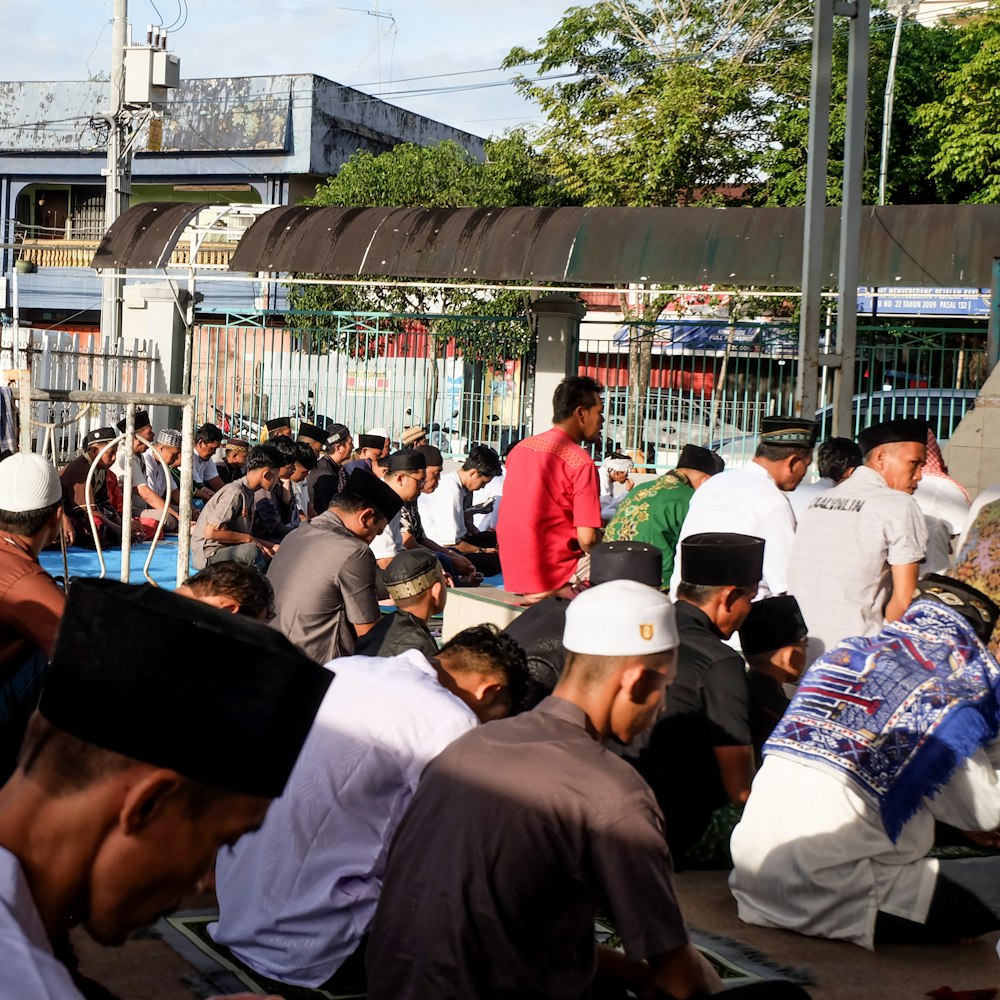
[{"left": 68, "top": 875, "right": 1000, "bottom": 999}]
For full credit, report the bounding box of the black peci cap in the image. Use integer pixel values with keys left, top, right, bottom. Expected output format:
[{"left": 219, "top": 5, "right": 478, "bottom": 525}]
[
  {"left": 115, "top": 410, "right": 151, "bottom": 433},
  {"left": 739, "top": 595, "right": 808, "bottom": 656},
  {"left": 296, "top": 422, "right": 327, "bottom": 444},
  {"left": 680, "top": 532, "right": 765, "bottom": 588},
  {"left": 590, "top": 541, "right": 663, "bottom": 589},
  {"left": 379, "top": 449, "right": 427, "bottom": 473},
  {"left": 857, "top": 418, "right": 929, "bottom": 456},
  {"left": 343, "top": 469, "right": 404, "bottom": 522},
  {"left": 39, "top": 579, "right": 332, "bottom": 800},
  {"left": 677, "top": 444, "right": 725, "bottom": 476},
  {"left": 758, "top": 417, "right": 820, "bottom": 449}
]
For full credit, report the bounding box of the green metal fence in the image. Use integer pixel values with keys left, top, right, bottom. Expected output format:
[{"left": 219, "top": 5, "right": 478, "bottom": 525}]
[
  {"left": 578, "top": 318, "right": 988, "bottom": 470},
  {"left": 191, "top": 312, "right": 533, "bottom": 458}
]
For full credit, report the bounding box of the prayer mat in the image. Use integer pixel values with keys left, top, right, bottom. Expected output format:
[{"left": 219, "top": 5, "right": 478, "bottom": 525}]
[
  {"left": 39, "top": 539, "right": 190, "bottom": 590},
  {"left": 153, "top": 910, "right": 813, "bottom": 998}
]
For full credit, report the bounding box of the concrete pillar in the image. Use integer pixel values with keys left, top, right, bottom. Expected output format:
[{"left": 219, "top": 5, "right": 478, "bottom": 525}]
[
  {"left": 121, "top": 283, "right": 193, "bottom": 431},
  {"left": 529, "top": 293, "right": 586, "bottom": 436},
  {"left": 943, "top": 363, "right": 1000, "bottom": 500}
]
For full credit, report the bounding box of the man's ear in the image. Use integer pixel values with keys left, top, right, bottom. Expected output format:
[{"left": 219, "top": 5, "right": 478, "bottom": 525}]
[
  {"left": 195, "top": 593, "right": 241, "bottom": 616},
  {"left": 620, "top": 662, "right": 647, "bottom": 703},
  {"left": 722, "top": 585, "right": 743, "bottom": 613},
  {"left": 119, "top": 770, "right": 185, "bottom": 834}
]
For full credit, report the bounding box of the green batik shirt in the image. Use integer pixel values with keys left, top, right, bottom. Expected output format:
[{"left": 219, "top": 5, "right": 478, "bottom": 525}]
[{"left": 603, "top": 470, "right": 695, "bottom": 588}]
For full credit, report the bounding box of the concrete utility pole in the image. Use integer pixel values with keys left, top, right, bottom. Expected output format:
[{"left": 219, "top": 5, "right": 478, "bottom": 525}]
[{"left": 100, "top": 0, "right": 129, "bottom": 342}]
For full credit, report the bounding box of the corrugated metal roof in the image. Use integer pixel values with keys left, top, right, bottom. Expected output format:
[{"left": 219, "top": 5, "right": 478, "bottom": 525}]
[
  {"left": 91, "top": 202, "right": 204, "bottom": 269},
  {"left": 94, "top": 201, "right": 1000, "bottom": 288}
]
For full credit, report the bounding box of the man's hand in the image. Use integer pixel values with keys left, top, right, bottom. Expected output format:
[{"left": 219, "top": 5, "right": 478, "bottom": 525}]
[
  {"left": 253, "top": 538, "right": 276, "bottom": 559},
  {"left": 60, "top": 511, "right": 75, "bottom": 546},
  {"left": 451, "top": 553, "right": 476, "bottom": 576}
]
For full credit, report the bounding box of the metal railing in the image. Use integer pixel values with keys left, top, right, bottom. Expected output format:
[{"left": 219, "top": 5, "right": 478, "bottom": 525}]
[
  {"left": 577, "top": 318, "right": 989, "bottom": 470},
  {"left": 12, "top": 383, "right": 195, "bottom": 588},
  {"left": 192, "top": 315, "right": 532, "bottom": 457}
]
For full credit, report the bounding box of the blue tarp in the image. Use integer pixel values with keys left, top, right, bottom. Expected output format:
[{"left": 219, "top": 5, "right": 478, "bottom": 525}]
[{"left": 39, "top": 540, "right": 191, "bottom": 591}]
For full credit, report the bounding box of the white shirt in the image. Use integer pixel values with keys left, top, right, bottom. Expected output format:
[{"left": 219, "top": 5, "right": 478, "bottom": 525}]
[
  {"left": 472, "top": 474, "right": 504, "bottom": 532},
  {"left": 370, "top": 508, "right": 403, "bottom": 561},
  {"left": 143, "top": 450, "right": 172, "bottom": 500},
  {"left": 788, "top": 466, "right": 928, "bottom": 658},
  {"left": 914, "top": 476, "right": 971, "bottom": 574},
  {"left": 0, "top": 847, "right": 84, "bottom": 998},
  {"left": 787, "top": 477, "right": 835, "bottom": 519},
  {"left": 193, "top": 452, "right": 220, "bottom": 486},
  {"left": 110, "top": 452, "right": 148, "bottom": 512},
  {"left": 671, "top": 462, "right": 797, "bottom": 599},
  {"left": 210, "top": 650, "right": 479, "bottom": 988},
  {"left": 730, "top": 748, "right": 1000, "bottom": 949},
  {"left": 417, "top": 471, "right": 466, "bottom": 546}
]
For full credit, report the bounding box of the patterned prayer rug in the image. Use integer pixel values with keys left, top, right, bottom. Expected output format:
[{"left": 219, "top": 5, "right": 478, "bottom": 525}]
[{"left": 151, "top": 910, "right": 813, "bottom": 998}]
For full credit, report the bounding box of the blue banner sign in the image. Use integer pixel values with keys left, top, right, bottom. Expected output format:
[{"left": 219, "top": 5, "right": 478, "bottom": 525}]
[{"left": 857, "top": 287, "right": 989, "bottom": 317}]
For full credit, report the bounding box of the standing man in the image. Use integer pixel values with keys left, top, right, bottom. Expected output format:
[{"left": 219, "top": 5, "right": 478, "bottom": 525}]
[
  {"left": 268, "top": 470, "right": 403, "bottom": 663},
  {"left": 788, "top": 436, "right": 862, "bottom": 518},
  {"left": 0, "top": 453, "right": 65, "bottom": 782},
  {"left": 604, "top": 444, "right": 725, "bottom": 590},
  {"left": 497, "top": 376, "right": 604, "bottom": 599},
  {"left": 672, "top": 416, "right": 817, "bottom": 599},
  {"left": 307, "top": 423, "right": 352, "bottom": 517},
  {"left": 788, "top": 418, "right": 928, "bottom": 659},
  {"left": 210, "top": 624, "right": 527, "bottom": 993},
  {"left": 0, "top": 578, "right": 331, "bottom": 997},
  {"left": 367, "top": 580, "right": 805, "bottom": 1000},
  {"left": 626, "top": 533, "right": 764, "bottom": 864}
]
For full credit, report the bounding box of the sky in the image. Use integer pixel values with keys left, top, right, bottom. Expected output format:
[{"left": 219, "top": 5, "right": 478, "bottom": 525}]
[{"left": 2, "top": 0, "right": 577, "bottom": 138}]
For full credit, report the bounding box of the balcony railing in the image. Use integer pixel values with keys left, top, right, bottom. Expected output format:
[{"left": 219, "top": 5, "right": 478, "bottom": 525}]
[{"left": 14, "top": 239, "right": 238, "bottom": 269}]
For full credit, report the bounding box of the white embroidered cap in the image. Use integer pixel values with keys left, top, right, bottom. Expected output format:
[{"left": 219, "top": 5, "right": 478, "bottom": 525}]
[
  {"left": 0, "top": 453, "right": 62, "bottom": 513},
  {"left": 563, "top": 579, "right": 679, "bottom": 656}
]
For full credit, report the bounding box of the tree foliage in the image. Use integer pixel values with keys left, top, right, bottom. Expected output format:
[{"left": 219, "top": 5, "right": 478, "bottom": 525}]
[
  {"left": 758, "top": 12, "right": 963, "bottom": 206},
  {"left": 503, "top": 0, "right": 812, "bottom": 206},
  {"left": 914, "top": 4, "right": 1000, "bottom": 203}
]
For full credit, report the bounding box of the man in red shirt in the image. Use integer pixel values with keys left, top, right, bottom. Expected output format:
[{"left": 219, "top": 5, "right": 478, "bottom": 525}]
[{"left": 497, "top": 376, "right": 604, "bottom": 600}]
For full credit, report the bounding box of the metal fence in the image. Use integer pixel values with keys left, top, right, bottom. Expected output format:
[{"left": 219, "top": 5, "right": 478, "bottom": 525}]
[
  {"left": 0, "top": 323, "right": 157, "bottom": 461},
  {"left": 578, "top": 318, "right": 989, "bottom": 470},
  {"left": 191, "top": 314, "right": 533, "bottom": 457}
]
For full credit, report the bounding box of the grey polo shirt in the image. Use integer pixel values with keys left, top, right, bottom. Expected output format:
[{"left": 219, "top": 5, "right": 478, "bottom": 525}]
[
  {"left": 191, "top": 478, "right": 255, "bottom": 569},
  {"left": 366, "top": 696, "right": 689, "bottom": 1000},
  {"left": 788, "top": 464, "right": 928, "bottom": 657},
  {"left": 267, "top": 510, "right": 379, "bottom": 663}
]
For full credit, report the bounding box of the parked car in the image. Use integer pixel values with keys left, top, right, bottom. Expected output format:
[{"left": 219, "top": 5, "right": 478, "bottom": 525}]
[
  {"left": 716, "top": 388, "right": 978, "bottom": 470},
  {"left": 603, "top": 393, "right": 743, "bottom": 468}
]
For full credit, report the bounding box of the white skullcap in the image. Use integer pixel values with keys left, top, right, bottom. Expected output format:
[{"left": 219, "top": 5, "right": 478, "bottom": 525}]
[
  {"left": 0, "top": 453, "right": 62, "bottom": 513},
  {"left": 563, "top": 580, "right": 678, "bottom": 656},
  {"left": 156, "top": 428, "right": 182, "bottom": 448},
  {"left": 367, "top": 426, "right": 390, "bottom": 439},
  {"left": 603, "top": 456, "right": 632, "bottom": 473}
]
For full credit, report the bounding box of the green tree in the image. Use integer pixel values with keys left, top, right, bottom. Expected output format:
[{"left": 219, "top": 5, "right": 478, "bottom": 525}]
[
  {"left": 759, "top": 11, "right": 962, "bottom": 206},
  {"left": 914, "top": 3, "right": 1000, "bottom": 203},
  {"left": 503, "top": 0, "right": 809, "bottom": 207}
]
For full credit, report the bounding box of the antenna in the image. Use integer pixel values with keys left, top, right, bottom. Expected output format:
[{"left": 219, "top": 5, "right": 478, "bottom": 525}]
[{"left": 338, "top": 5, "right": 396, "bottom": 93}]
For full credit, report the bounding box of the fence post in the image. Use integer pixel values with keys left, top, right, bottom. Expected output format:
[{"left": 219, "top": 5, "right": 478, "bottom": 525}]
[{"left": 528, "top": 294, "right": 586, "bottom": 436}]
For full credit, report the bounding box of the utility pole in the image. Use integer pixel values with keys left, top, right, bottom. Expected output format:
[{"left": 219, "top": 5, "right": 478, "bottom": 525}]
[
  {"left": 100, "top": 0, "right": 129, "bottom": 342},
  {"left": 795, "top": 0, "right": 871, "bottom": 437}
]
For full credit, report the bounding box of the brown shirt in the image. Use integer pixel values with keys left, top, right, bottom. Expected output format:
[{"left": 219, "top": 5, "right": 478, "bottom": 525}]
[
  {"left": 267, "top": 510, "right": 379, "bottom": 664},
  {"left": 366, "top": 696, "right": 689, "bottom": 1000},
  {"left": 0, "top": 534, "right": 65, "bottom": 675},
  {"left": 191, "top": 478, "right": 256, "bottom": 569},
  {"left": 59, "top": 454, "right": 108, "bottom": 510}
]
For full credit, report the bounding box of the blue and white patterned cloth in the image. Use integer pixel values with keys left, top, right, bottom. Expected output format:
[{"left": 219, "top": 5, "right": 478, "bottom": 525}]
[{"left": 764, "top": 599, "right": 1000, "bottom": 842}]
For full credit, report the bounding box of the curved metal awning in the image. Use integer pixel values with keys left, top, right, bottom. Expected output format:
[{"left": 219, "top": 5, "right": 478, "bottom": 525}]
[{"left": 93, "top": 201, "right": 1000, "bottom": 288}]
